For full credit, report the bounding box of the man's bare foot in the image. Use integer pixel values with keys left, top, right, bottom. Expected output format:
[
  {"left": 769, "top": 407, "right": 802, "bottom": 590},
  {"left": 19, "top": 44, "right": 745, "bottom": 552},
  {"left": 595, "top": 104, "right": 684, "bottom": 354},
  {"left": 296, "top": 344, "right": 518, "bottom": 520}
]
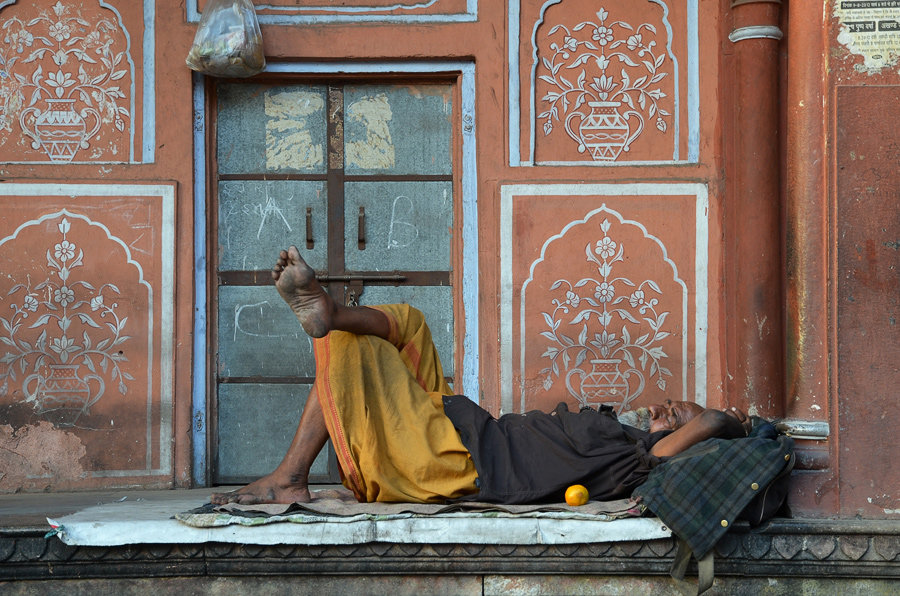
[
  {"left": 210, "top": 472, "right": 312, "bottom": 506},
  {"left": 272, "top": 246, "right": 335, "bottom": 338}
]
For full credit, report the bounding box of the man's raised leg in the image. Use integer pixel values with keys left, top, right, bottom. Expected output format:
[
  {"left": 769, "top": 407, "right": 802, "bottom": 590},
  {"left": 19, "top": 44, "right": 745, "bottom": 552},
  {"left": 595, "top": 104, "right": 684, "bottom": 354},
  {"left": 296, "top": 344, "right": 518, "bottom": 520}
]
[{"left": 272, "top": 245, "right": 390, "bottom": 340}]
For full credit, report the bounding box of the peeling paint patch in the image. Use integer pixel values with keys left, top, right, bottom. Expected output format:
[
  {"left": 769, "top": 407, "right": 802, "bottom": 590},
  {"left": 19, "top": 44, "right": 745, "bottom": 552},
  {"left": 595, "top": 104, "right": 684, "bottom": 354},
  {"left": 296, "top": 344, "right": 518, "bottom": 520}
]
[
  {"left": 867, "top": 495, "right": 900, "bottom": 515},
  {"left": 346, "top": 93, "right": 396, "bottom": 170},
  {"left": 756, "top": 313, "right": 768, "bottom": 339},
  {"left": 264, "top": 90, "right": 325, "bottom": 170},
  {"left": 0, "top": 421, "right": 87, "bottom": 492},
  {"left": 834, "top": 2, "right": 900, "bottom": 72}
]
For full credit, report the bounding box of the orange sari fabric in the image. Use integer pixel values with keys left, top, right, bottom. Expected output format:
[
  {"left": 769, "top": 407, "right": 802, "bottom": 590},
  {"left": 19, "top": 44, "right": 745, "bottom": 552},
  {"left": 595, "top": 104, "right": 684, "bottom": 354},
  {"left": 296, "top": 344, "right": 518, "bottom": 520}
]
[{"left": 313, "top": 304, "right": 478, "bottom": 503}]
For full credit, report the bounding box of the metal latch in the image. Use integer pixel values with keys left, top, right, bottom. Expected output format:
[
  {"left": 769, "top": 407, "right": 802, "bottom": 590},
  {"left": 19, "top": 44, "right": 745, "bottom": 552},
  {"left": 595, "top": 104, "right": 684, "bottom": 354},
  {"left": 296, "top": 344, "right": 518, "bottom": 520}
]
[
  {"left": 346, "top": 279, "right": 363, "bottom": 307},
  {"left": 316, "top": 273, "right": 407, "bottom": 307}
]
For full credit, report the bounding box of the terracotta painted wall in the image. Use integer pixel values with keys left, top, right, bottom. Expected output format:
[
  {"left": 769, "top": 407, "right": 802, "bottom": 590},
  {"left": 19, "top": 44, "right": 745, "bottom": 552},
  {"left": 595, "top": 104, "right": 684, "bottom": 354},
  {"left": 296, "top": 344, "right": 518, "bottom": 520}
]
[
  {"left": 0, "top": 0, "right": 194, "bottom": 490},
  {"left": 0, "top": 0, "right": 895, "bottom": 520},
  {"left": 825, "top": 1, "right": 900, "bottom": 518}
]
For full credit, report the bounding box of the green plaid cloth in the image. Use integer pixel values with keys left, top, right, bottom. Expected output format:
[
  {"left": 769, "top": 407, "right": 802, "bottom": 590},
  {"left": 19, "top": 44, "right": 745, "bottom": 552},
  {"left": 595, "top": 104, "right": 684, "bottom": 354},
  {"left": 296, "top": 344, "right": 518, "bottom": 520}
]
[{"left": 633, "top": 431, "right": 794, "bottom": 558}]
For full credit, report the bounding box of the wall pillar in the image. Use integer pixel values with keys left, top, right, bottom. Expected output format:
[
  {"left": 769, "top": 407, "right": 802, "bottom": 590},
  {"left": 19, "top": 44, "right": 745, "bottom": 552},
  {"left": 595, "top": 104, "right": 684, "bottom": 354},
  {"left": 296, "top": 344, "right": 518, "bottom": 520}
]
[
  {"left": 784, "top": 5, "right": 828, "bottom": 419},
  {"left": 726, "top": 0, "right": 784, "bottom": 418},
  {"left": 780, "top": 3, "right": 833, "bottom": 496}
]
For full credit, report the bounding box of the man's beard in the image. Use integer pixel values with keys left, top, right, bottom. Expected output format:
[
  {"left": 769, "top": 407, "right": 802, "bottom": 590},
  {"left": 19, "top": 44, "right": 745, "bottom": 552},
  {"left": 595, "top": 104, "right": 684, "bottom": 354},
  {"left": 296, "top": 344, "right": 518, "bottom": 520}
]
[{"left": 617, "top": 407, "right": 651, "bottom": 432}]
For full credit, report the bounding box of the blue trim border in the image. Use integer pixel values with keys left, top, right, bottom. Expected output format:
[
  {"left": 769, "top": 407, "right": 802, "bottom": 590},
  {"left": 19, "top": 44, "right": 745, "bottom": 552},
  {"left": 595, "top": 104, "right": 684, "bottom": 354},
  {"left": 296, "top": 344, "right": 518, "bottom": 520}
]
[
  {"left": 186, "top": 0, "right": 477, "bottom": 24},
  {"left": 191, "top": 61, "right": 480, "bottom": 483}
]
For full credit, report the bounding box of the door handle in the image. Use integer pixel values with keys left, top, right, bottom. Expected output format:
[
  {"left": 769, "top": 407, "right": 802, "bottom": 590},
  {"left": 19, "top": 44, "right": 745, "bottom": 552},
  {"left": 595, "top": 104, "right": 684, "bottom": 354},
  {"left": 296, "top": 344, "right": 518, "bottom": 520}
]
[
  {"left": 358, "top": 206, "right": 366, "bottom": 250},
  {"left": 306, "top": 207, "right": 314, "bottom": 249}
]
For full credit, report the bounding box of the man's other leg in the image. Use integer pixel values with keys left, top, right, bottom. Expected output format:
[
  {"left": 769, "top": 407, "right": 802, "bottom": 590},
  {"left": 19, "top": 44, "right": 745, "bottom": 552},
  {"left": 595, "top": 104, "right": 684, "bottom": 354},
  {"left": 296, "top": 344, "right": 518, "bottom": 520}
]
[
  {"left": 210, "top": 386, "right": 328, "bottom": 505},
  {"left": 210, "top": 246, "right": 390, "bottom": 505}
]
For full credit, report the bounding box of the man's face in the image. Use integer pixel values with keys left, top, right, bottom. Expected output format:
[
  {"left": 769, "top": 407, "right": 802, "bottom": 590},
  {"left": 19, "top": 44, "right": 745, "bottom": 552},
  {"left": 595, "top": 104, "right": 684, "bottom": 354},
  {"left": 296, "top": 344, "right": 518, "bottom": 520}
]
[{"left": 647, "top": 400, "right": 705, "bottom": 432}]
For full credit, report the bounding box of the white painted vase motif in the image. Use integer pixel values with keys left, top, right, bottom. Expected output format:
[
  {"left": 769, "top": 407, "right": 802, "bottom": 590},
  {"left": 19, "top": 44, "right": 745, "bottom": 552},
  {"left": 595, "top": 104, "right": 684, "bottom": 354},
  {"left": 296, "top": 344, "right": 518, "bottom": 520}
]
[
  {"left": 565, "top": 358, "right": 645, "bottom": 409},
  {"left": 23, "top": 364, "right": 105, "bottom": 424},
  {"left": 564, "top": 101, "right": 644, "bottom": 161},
  {"left": 20, "top": 99, "right": 101, "bottom": 163}
]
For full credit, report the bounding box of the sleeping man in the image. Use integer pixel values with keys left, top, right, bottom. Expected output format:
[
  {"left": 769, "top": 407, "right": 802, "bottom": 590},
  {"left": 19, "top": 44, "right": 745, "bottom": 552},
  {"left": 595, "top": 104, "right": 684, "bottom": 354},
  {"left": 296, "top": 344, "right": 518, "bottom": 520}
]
[{"left": 211, "top": 247, "right": 751, "bottom": 506}]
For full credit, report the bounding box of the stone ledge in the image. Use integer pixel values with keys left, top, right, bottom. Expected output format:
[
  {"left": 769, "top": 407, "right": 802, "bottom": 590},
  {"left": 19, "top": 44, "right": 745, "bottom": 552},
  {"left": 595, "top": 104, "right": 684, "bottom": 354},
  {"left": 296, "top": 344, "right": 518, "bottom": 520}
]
[{"left": 2, "top": 520, "right": 899, "bottom": 582}]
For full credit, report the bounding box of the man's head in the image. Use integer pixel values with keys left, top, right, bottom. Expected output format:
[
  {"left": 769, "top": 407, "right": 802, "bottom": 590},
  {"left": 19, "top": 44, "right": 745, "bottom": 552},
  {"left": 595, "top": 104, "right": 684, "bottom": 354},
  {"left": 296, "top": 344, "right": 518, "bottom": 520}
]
[
  {"left": 647, "top": 399, "right": 704, "bottom": 432},
  {"left": 618, "top": 400, "right": 705, "bottom": 433}
]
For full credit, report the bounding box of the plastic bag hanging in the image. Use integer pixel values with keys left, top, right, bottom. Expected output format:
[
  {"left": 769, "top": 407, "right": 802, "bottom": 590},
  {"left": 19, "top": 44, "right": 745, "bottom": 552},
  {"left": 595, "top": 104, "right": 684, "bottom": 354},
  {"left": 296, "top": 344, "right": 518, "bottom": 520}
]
[{"left": 185, "top": 0, "right": 266, "bottom": 78}]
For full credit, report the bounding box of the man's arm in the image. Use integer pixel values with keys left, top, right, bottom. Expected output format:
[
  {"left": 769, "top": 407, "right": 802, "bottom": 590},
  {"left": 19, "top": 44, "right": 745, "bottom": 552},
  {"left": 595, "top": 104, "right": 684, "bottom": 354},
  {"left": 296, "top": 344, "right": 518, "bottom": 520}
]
[{"left": 649, "top": 407, "right": 751, "bottom": 458}]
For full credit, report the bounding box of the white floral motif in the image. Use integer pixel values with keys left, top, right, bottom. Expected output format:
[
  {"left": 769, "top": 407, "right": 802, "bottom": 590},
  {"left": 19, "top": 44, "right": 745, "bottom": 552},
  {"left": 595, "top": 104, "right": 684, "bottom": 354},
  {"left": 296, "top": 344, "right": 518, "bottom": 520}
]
[
  {"left": 54, "top": 239, "right": 75, "bottom": 261},
  {"left": 538, "top": 7, "right": 671, "bottom": 161},
  {"left": 629, "top": 289, "right": 645, "bottom": 308},
  {"left": 50, "top": 335, "right": 77, "bottom": 360},
  {"left": 592, "top": 25, "right": 614, "bottom": 46},
  {"left": 626, "top": 34, "right": 643, "bottom": 51},
  {"left": 53, "top": 285, "right": 74, "bottom": 307},
  {"left": 0, "top": 217, "right": 133, "bottom": 423},
  {"left": 47, "top": 20, "right": 71, "bottom": 42},
  {"left": 595, "top": 281, "right": 615, "bottom": 303},
  {"left": 539, "top": 218, "right": 672, "bottom": 411},
  {"left": 595, "top": 236, "right": 617, "bottom": 259}
]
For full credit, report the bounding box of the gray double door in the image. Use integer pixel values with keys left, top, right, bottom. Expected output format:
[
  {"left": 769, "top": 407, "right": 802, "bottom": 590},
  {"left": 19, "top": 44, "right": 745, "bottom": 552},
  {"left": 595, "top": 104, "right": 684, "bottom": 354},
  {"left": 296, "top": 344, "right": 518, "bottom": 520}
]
[{"left": 211, "top": 80, "right": 458, "bottom": 484}]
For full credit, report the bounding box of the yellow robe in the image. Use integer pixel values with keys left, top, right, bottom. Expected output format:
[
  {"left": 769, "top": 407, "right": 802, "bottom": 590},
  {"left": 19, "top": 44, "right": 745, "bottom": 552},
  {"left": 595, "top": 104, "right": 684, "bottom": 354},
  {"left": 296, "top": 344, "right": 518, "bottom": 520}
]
[{"left": 313, "top": 304, "right": 479, "bottom": 503}]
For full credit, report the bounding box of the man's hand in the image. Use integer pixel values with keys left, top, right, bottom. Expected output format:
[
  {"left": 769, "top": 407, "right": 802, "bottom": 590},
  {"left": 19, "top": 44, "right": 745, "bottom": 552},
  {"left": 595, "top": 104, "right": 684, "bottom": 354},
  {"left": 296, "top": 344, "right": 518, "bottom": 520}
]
[{"left": 723, "top": 406, "right": 752, "bottom": 436}]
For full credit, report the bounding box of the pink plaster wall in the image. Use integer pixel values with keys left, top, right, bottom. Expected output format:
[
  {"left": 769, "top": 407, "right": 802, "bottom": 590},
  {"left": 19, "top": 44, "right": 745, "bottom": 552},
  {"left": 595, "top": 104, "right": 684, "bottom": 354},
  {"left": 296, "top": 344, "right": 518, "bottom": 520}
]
[{"left": 0, "top": 0, "right": 893, "bottom": 520}]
